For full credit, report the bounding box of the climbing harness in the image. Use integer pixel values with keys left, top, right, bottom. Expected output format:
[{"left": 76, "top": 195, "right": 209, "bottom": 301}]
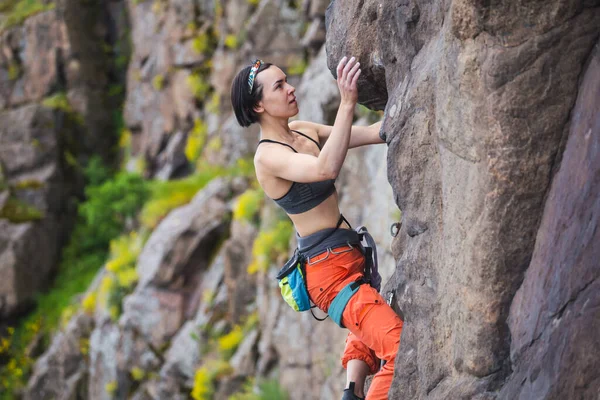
[{"left": 276, "top": 215, "right": 382, "bottom": 328}]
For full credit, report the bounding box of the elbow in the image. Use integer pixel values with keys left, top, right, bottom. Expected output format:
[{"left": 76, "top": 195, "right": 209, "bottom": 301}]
[{"left": 319, "top": 166, "right": 339, "bottom": 180}]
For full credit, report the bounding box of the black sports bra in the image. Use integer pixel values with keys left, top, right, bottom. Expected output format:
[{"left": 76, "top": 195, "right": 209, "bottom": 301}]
[{"left": 257, "top": 130, "right": 336, "bottom": 214}]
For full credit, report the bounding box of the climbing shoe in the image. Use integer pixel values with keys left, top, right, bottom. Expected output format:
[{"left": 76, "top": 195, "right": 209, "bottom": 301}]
[{"left": 342, "top": 382, "right": 364, "bottom": 400}]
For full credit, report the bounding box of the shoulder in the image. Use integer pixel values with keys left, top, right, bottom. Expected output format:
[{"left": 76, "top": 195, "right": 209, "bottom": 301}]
[{"left": 289, "top": 120, "right": 321, "bottom": 144}]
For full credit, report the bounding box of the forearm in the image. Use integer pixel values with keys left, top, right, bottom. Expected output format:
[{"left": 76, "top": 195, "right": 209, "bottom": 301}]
[
  {"left": 318, "top": 102, "right": 355, "bottom": 177},
  {"left": 346, "top": 359, "right": 370, "bottom": 397},
  {"left": 349, "top": 122, "right": 384, "bottom": 148}
]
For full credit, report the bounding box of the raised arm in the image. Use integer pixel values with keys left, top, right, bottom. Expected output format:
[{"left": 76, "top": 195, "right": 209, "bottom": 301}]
[
  {"left": 257, "top": 57, "right": 361, "bottom": 183},
  {"left": 291, "top": 120, "right": 384, "bottom": 149}
]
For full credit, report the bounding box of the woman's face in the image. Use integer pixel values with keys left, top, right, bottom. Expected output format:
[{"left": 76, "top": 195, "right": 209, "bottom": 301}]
[{"left": 254, "top": 66, "right": 298, "bottom": 120}]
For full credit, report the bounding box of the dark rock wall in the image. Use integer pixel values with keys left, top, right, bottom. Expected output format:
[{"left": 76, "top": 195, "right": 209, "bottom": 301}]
[
  {"left": 502, "top": 39, "right": 600, "bottom": 400},
  {"left": 326, "top": 1, "right": 600, "bottom": 398}
]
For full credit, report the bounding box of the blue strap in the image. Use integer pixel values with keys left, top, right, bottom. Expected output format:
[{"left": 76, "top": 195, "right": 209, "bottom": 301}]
[{"left": 328, "top": 280, "right": 364, "bottom": 328}]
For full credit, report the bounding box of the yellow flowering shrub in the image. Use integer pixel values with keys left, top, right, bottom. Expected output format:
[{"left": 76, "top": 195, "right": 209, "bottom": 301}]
[
  {"left": 248, "top": 220, "right": 293, "bottom": 274},
  {"left": 224, "top": 34, "right": 238, "bottom": 49},
  {"left": 233, "top": 189, "right": 264, "bottom": 223},
  {"left": 105, "top": 380, "right": 118, "bottom": 396},
  {"left": 191, "top": 361, "right": 233, "bottom": 400},
  {"left": 187, "top": 72, "right": 211, "bottom": 100},
  {"left": 191, "top": 366, "right": 213, "bottom": 400},
  {"left": 82, "top": 292, "right": 96, "bottom": 315},
  {"left": 217, "top": 326, "right": 243, "bottom": 359},
  {"left": 185, "top": 118, "right": 208, "bottom": 162},
  {"left": 152, "top": 74, "right": 165, "bottom": 90},
  {"left": 131, "top": 366, "right": 145, "bottom": 381},
  {"left": 79, "top": 338, "right": 90, "bottom": 356},
  {"left": 97, "top": 232, "right": 144, "bottom": 320}
]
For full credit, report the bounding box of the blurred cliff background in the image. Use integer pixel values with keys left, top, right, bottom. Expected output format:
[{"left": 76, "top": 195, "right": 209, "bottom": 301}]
[{"left": 0, "top": 0, "right": 598, "bottom": 399}]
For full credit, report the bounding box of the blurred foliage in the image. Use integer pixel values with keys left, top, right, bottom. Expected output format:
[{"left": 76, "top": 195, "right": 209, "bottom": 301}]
[
  {"left": 7, "top": 62, "right": 20, "bottom": 80},
  {"left": 0, "top": 157, "right": 148, "bottom": 398},
  {"left": 140, "top": 163, "right": 224, "bottom": 229},
  {"left": 287, "top": 58, "right": 308, "bottom": 76},
  {"left": 0, "top": 197, "right": 44, "bottom": 222},
  {"left": 232, "top": 188, "right": 264, "bottom": 224},
  {"left": 187, "top": 72, "right": 211, "bottom": 101},
  {"left": 185, "top": 118, "right": 208, "bottom": 163},
  {"left": 151, "top": 74, "right": 165, "bottom": 90},
  {"left": 42, "top": 92, "right": 84, "bottom": 125},
  {"left": 0, "top": 0, "right": 55, "bottom": 31},
  {"left": 97, "top": 231, "right": 145, "bottom": 320},
  {"left": 248, "top": 219, "right": 293, "bottom": 274},
  {"left": 229, "top": 378, "right": 290, "bottom": 400},
  {"left": 192, "top": 360, "right": 233, "bottom": 400}
]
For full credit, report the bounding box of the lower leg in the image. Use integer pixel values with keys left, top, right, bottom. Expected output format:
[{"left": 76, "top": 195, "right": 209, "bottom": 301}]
[{"left": 345, "top": 359, "right": 370, "bottom": 397}]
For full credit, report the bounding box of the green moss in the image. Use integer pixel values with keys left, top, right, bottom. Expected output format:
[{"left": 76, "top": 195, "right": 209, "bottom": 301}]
[
  {"left": 232, "top": 188, "right": 263, "bottom": 223},
  {"left": 140, "top": 165, "right": 225, "bottom": 229},
  {"left": 0, "top": 197, "right": 44, "bottom": 223},
  {"left": 187, "top": 72, "right": 211, "bottom": 101},
  {"left": 42, "top": 92, "right": 72, "bottom": 113},
  {"left": 151, "top": 74, "right": 165, "bottom": 91},
  {"left": 287, "top": 58, "right": 307, "bottom": 76},
  {"left": 248, "top": 219, "right": 293, "bottom": 274},
  {"left": 224, "top": 34, "right": 238, "bottom": 50},
  {"left": 0, "top": 0, "right": 55, "bottom": 32},
  {"left": 229, "top": 378, "right": 290, "bottom": 400},
  {"left": 12, "top": 179, "right": 44, "bottom": 190},
  {"left": 7, "top": 62, "right": 20, "bottom": 80},
  {"left": 42, "top": 92, "right": 84, "bottom": 125},
  {"left": 185, "top": 118, "right": 208, "bottom": 163}
]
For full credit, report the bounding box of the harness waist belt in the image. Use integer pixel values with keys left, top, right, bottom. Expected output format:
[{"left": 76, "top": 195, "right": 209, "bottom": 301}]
[
  {"left": 297, "top": 228, "right": 360, "bottom": 259},
  {"left": 328, "top": 279, "right": 365, "bottom": 328}
]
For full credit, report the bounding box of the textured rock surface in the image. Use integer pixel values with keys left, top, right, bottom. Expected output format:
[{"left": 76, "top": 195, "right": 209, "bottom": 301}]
[
  {"left": 136, "top": 178, "right": 231, "bottom": 287},
  {"left": 25, "top": 312, "right": 93, "bottom": 400},
  {"left": 0, "top": 0, "right": 128, "bottom": 318},
  {"left": 0, "top": 105, "right": 73, "bottom": 318},
  {"left": 326, "top": 1, "right": 600, "bottom": 398},
  {"left": 501, "top": 38, "right": 600, "bottom": 400}
]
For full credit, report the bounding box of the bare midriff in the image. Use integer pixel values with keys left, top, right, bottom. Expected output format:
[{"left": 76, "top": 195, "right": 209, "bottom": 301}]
[{"left": 287, "top": 190, "right": 351, "bottom": 237}]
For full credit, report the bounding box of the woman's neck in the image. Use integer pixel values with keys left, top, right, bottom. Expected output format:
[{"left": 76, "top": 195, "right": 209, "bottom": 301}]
[{"left": 259, "top": 117, "right": 293, "bottom": 142}]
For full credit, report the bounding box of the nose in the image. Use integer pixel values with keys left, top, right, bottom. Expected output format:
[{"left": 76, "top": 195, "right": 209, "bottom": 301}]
[{"left": 287, "top": 83, "right": 295, "bottom": 94}]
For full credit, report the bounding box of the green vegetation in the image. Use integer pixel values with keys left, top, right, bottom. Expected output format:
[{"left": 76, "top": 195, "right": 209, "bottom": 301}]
[
  {"left": 0, "top": 0, "right": 55, "bottom": 32},
  {"left": 97, "top": 231, "right": 145, "bottom": 320},
  {"left": 287, "top": 58, "right": 308, "bottom": 76},
  {"left": 232, "top": 188, "right": 264, "bottom": 224},
  {"left": 7, "top": 62, "right": 20, "bottom": 81},
  {"left": 248, "top": 219, "right": 293, "bottom": 274},
  {"left": 185, "top": 118, "right": 208, "bottom": 163},
  {"left": 140, "top": 163, "right": 225, "bottom": 229},
  {"left": 0, "top": 157, "right": 148, "bottom": 398},
  {"left": 224, "top": 34, "right": 239, "bottom": 50},
  {"left": 0, "top": 197, "right": 44, "bottom": 222},
  {"left": 152, "top": 74, "right": 165, "bottom": 91},
  {"left": 42, "top": 92, "right": 84, "bottom": 125},
  {"left": 229, "top": 378, "right": 290, "bottom": 400},
  {"left": 187, "top": 72, "right": 211, "bottom": 101}
]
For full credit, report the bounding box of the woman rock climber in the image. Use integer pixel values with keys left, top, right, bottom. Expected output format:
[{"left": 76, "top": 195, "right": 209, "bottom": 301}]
[{"left": 230, "top": 57, "right": 403, "bottom": 400}]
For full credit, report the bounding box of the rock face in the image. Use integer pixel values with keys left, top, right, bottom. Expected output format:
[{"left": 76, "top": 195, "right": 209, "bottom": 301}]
[
  {"left": 0, "top": 0, "right": 128, "bottom": 318},
  {"left": 326, "top": 1, "right": 600, "bottom": 398}
]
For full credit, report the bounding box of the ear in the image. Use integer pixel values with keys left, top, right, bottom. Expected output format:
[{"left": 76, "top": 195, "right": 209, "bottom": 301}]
[{"left": 253, "top": 101, "right": 264, "bottom": 114}]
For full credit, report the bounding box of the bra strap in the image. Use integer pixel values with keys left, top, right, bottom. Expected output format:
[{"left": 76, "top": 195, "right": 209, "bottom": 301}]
[
  {"left": 291, "top": 130, "right": 321, "bottom": 150},
  {"left": 257, "top": 139, "right": 298, "bottom": 153}
]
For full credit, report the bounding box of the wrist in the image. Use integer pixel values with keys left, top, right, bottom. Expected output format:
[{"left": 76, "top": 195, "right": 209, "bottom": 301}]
[{"left": 339, "top": 101, "right": 356, "bottom": 111}]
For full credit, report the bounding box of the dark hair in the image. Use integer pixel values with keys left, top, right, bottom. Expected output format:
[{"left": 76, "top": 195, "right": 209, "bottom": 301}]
[{"left": 231, "top": 62, "right": 272, "bottom": 127}]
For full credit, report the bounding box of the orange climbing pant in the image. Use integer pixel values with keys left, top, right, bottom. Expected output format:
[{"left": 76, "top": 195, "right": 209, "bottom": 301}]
[{"left": 305, "top": 245, "right": 403, "bottom": 400}]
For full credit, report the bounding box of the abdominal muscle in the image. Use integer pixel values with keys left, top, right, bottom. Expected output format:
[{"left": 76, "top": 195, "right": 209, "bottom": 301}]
[{"left": 288, "top": 191, "right": 350, "bottom": 237}]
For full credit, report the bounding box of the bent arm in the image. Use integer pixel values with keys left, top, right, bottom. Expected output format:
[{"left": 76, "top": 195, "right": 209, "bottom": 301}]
[{"left": 256, "top": 103, "right": 355, "bottom": 183}]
